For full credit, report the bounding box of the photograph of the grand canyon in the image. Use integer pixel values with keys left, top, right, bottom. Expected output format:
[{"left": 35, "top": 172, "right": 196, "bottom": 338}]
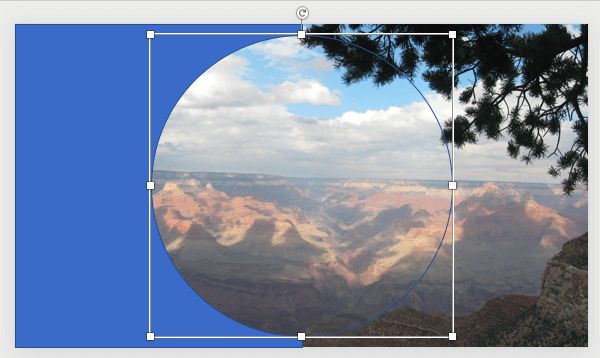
[{"left": 152, "top": 24, "right": 588, "bottom": 346}]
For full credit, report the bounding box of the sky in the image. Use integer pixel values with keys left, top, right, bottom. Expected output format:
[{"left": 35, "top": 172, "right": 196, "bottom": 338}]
[{"left": 154, "top": 27, "right": 580, "bottom": 183}]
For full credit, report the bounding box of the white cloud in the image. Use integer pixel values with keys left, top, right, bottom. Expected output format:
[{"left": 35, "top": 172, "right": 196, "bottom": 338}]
[
  {"left": 249, "top": 37, "right": 334, "bottom": 74},
  {"left": 272, "top": 80, "right": 341, "bottom": 105},
  {"left": 177, "top": 55, "right": 262, "bottom": 109},
  {"left": 157, "top": 88, "right": 454, "bottom": 180},
  {"left": 175, "top": 52, "right": 340, "bottom": 109},
  {"left": 250, "top": 37, "right": 305, "bottom": 62}
]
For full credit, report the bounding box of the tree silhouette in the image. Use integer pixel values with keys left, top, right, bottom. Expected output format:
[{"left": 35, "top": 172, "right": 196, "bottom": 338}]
[{"left": 303, "top": 25, "right": 587, "bottom": 194}]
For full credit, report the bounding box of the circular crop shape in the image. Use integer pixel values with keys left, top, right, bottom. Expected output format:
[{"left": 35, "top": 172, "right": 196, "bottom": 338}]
[{"left": 153, "top": 36, "right": 451, "bottom": 335}]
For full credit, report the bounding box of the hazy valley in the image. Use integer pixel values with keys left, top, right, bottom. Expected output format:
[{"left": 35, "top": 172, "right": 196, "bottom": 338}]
[{"left": 152, "top": 170, "right": 587, "bottom": 335}]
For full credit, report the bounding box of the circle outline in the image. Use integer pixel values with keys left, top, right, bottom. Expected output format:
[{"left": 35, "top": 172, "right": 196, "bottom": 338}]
[{"left": 151, "top": 34, "right": 453, "bottom": 336}]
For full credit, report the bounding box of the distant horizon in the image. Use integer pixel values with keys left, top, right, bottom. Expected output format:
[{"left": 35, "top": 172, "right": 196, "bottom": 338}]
[{"left": 153, "top": 168, "right": 567, "bottom": 187}]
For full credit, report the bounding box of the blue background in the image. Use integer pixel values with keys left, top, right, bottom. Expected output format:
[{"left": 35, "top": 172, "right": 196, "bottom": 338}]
[{"left": 16, "top": 24, "right": 302, "bottom": 348}]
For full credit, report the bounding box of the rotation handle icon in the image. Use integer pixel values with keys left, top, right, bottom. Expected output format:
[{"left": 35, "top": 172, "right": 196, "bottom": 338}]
[{"left": 296, "top": 6, "right": 309, "bottom": 21}]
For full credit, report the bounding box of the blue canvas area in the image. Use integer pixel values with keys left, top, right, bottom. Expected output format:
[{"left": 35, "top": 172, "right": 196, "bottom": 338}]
[{"left": 16, "top": 24, "right": 302, "bottom": 348}]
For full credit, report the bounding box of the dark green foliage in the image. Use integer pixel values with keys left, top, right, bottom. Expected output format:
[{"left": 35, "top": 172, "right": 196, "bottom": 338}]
[{"left": 303, "top": 24, "right": 588, "bottom": 194}]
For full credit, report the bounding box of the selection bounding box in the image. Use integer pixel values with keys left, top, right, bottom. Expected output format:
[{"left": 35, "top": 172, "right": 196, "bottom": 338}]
[{"left": 142, "top": 26, "right": 458, "bottom": 344}]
